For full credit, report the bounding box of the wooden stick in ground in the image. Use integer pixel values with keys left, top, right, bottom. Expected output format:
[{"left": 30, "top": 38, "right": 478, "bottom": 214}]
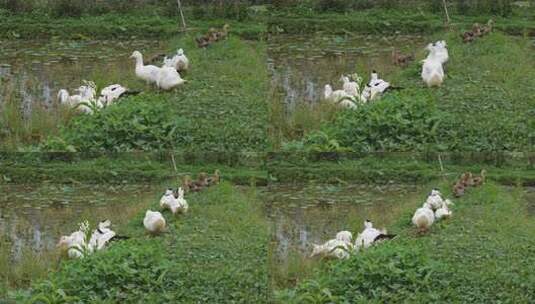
[
  {"left": 442, "top": 0, "right": 450, "bottom": 25},
  {"left": 177, "top": 0, "right": 187, "bottom": 30},
  {"left": 170, "top": 152, "right": 180, "bottom": 185}
]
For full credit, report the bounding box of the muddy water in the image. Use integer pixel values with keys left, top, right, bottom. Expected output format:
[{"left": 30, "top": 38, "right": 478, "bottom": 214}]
[
  {"left": 263, "top": 183, "right": 421, "bottom": 280},
  {"left": 268, "top": 34, "right": 427, "bottom": 107},
  {"left": 0, "top": 183, "right": 158, "bottom": 261},
  {"left": 0, "top": 39, "right": 167, "bottom": 111}
]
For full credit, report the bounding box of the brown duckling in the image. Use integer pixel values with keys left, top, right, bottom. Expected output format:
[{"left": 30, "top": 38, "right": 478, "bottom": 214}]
[
  {"left": 391, "top": 49, "right": 414, "bottom": 67},
  {"left": 217, "top": 24, "right": 230, "bottom": 41},
  {"left": 481, "top": 19, "right": 494, "bottom": 36},
  {"left": 208, "top": 28, "right": 218, "bottom": 43},
  {"left": 196, "top": 36, "right": 211, "bottom": 48},
  {"left": 193, "top": 172, "right": 209, "bottom": 189},
  {"left": 453, "top": 181, "right": 465, "bottom": 198},
  {"left": 206, "top": 169, "right": 221, "bottom": 186},
  {"left": 472, "top": 169, "right": 487, "bottom": 187},
  {"left": 472, "top": 23, "right": 483, "bottom": 37},
  {"left": 460, "top": 172, "right": 475, "bottom": 187},
  {"left": 461, "top": 31, "right": 476, "bottom": 43}
]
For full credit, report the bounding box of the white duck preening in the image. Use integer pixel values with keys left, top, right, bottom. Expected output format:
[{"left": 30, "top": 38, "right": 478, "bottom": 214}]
[
  {"left": 335, "top": 230, "right": 353, "bottom": 245},
  {"left": 56, "top": 221, "right": 91, "bottom": 258},
  {"left": 88, "top": 219, "right": 116, "bottom": 251},
  {"left": 159, "top": 188, "right": 176, "bottom": 209},
  {"left": 324, "top": 84, "right": 357, "bottom": 109},
  {"left": 361, "top": 70, "right": 391, "bottom": 102},
  {"left": 131, "top": 50, "right": 186, "bottom": 90},
  {"left": 310, "top": 239, "right": 351, "bottom": 259},
  {"left": 57, "top": 81, "right": 101, "bottom": 114},
  {"left": 354, "top": 220, "right": 394, "bottom": 250},
  {"left": 163, "top": 48, "right": 189, "bottom": 72},
  {"left": 412, "top": 203, "right": 435, "bottom": 232},
  {"left": 340, "top": 75, "right": 359, "bottom": 97},
  {"left": 426, "top": 40, "right": 449, "bottom": 64},
  {"left": 426, "top": 189, "right": 444, "bottom": 211},
  {"left": 435, "top": 201, "right": 452, "bottom": 220},
  {"left": 143, "top": 210, "right": 166, "bottom": 234},
  {"left": 174, "top": 187, "right": 189, "bottom": 214}
]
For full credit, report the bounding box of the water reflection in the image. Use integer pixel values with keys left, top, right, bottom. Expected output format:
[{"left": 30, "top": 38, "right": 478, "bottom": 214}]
[{"left": 0, "top": 184, "right": 158, "bottom": 261}]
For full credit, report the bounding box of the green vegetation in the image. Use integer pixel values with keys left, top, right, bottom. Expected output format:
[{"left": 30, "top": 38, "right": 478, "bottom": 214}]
[
  {"left": 277, "top": 182, "right": 535, "bottom": 303},
  {"left": 8, "top": 182, "right": 270, "bottom": 303}
]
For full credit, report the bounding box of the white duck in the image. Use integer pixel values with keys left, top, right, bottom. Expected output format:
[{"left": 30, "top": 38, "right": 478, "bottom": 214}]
[
  {"left": 412, "top": 203, "right": 435, "bottom": 232},
  {"left": 159, "top": 188, "right": 176, "bottom": 209},
  {"left": 421, "top": 57, "right": 445, "bottom": 87},
  {"left": 340, "top": 75, "right": 359, "bottom": 97},
  {"left": 435, "top": 201, "right": 452, "bottom": 220},
  {"left": 354, "top": 220, "right": 392, "bottom": 250},
  {"left": 427, "top": 40, "right": 449, "bottom": 64},
  {"left": 163, "top": 48, "right": 189, "bottom": 72},
  {"left": 131, "top": 50, "right": 185, "bottom": 90},
  {"left": 426, "top": 189, "right": 444, "bottom": 211},
  {"left": 362, "top": 70, "right": 391, "bottom": 102},
  {"left": 143, "top": 210, "right": 166, "bottom": 234},
  {"left": 310, "top": 239, "right": 350, "bottom": 259},
  {"left": 57, "top": 81, "right": 100, "bottom": 114},
  {"left": 335, "top": 230, "right": 353, "bottom": 245},
  {"left": 174, "top": 187, "right": 189, "bottom": 214},
  {"left": 324, "top": 84, "right": 357, "bottom": 109},
  {"left": 57, "top": 231, "right": 87, "bottom": 258},
  {"left": 88, "top": 219, "right": 117, "bottom": 251},
  {"left": 98, "top": 84, "right": 139, "bottom": 106}
]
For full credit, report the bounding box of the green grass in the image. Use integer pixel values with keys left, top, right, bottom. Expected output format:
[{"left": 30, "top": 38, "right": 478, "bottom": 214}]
[
  {"left": 277, "top": 181, "right": 535, "bottom": 303},
  {"left": 9, "top": 182, "right": 270, "bottom": 303}
]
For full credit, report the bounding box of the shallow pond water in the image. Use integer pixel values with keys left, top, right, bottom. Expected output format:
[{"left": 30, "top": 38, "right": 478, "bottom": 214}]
[
  {"left": 0, "top": 183, "right": 158, "bottom": 261},
  {"left": 0, "top": 39, "right": 167, "bottom": 113},
  {"left": 268, "top": 34, "right": 427, "bottom": 107},
  {"left": 263, "top": 183, "right": 421, "bottom": 282}
]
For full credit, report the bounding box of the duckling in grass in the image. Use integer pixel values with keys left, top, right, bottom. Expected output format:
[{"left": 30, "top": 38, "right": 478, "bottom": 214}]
[
  {"left": 453, "top": 180, "right": 465, "bottom": 198},
  {"left": 460, "top": 172, "right": 475, "bottom": 187},
  {"left": 216, "top": 24, "right": 230, "bottom": 41},
  {"left": 473, "top": 169, "right": 487, "bottom": 187},
  {"left": 391, "top": 49, "right": 414, "bottom": 67},
  {"left": 206, "top": 169, "right": 221, "bottom": 186},
  {"left": 481, "top": 20, "right": 494, "bottom": 36}
]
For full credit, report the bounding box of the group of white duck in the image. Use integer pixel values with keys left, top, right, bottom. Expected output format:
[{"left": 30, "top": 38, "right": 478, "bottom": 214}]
[
  {"left": 57, "top": 186, "right": 189, "bottom": 259},
  {"left": 143, "top": 186, "right": 190, "bottom": 234},
  {"left": 311, "top": 188, "right": 454, "bottom": 260},
  {"left": 56, "top": 219, "right": 128, "bottom": 259},
  {"left": 324, "top": 39, "right": 449, "bottom": 108},
  {"left": 412, "top": 188, "right": 453, "bottom": 233},
  {"left": 310, "top": 219, "right": 396, "bottom": 259},
  {"left": 57, "top": 48, "right": 190, "bottom": 114},
  {"left": 324, "top": 70, "right": 391, "bottom": 109}
]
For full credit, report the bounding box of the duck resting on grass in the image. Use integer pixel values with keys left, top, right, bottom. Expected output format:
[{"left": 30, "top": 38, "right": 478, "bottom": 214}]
[
  {"left": 335, "top": 230, "right": 353, "bottom": 245},
  {"left": 324, "top": 84, "right": 358, "bottom": 109},
  {"left": 354, "top": 219, "right": 396, "bottom": 250},
  {"left": 163, "top": 48, "right": 189, "bottom": 73},
  {"left": 88, "top": 219, "right": 129, "bottom": 251},
  {"left": 435, "top": 201, "right": 452, "bottom": 220},
  {"left": 310, "top": 239, "right": 351, "bottom": 260},
  {"left": 98, "top": 84, "right": 140, "bottom": 106}
]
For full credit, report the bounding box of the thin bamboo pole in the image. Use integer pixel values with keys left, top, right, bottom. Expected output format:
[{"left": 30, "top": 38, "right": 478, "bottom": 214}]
[
  {"left": 177, "top": 0, "right": 187, "bottom": 30},
  {"left": 442, "top": 0, "right": 450, "bottom": 25}
]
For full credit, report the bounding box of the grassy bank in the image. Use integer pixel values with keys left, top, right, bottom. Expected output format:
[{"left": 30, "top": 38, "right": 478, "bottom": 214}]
[
  {"left": 0, "top": 13, "right": 266, "bottom": 40},
  {"left": 9, "top": 182, "right": 270, "bottom": 303},
  {"left": 277, "top": 181, "right": 535, "bottom": 302}
]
